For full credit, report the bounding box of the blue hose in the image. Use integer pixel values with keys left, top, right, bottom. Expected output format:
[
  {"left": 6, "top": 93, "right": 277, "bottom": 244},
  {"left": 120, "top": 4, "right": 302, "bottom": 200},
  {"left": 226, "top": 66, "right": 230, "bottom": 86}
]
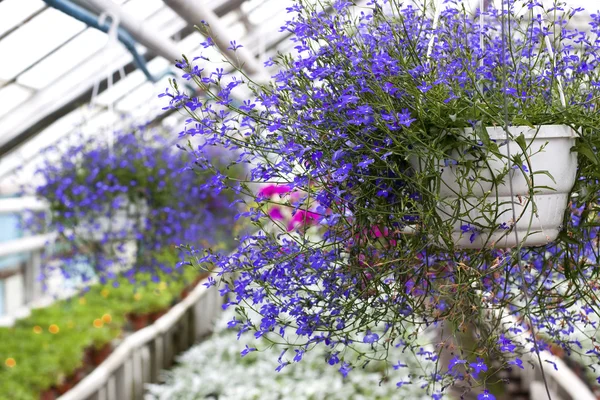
[{"left": 42, "top": 0, "right": 157, "bottom": 82}]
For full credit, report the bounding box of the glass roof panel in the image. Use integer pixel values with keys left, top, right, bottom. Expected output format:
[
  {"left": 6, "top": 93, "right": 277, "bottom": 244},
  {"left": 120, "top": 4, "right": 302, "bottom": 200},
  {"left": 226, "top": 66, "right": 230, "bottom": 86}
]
[
  {"left": 0, "top": 84, "right": 33, "bottom": 119},
  {"left": 0, "top": 0, "right": 293, "bottom": 187},
  {"left": 220, "top": 14, "right": 247, "bottom": 39},
  {"left": 0, "top": 105, "right": 104, "bottom": 182},
  {"left": 94, "top": 56, "right": 170, "bottom": 108},
  {"left": 0, "top": 8, "right": 86, "bottom": 81},
  {"left": 244, "top": 0, "right": 287, "bottom": 26},
  {"left": 95, "top": 71, "right": 146, "bottom": 108},
  {"left": 0, "top": 0, "right": 46, "bottom": 38},
  {"left": 115, "top": 81, "right": 158, "bottom": 113},
  {"left": 54, "top": 44, "right": 132, "bottom": 94},
  {"left": 177, "top": 31, "right": 205, "bottom": 54},
  {"left": 122, "top": 0, "right": 165, "bottom": 20},
  {"left": 18, "top": 28, "right": 108, "bottom": 90},
  {"left": 141, "top": 4, "right": 180, "bottom": 28}
]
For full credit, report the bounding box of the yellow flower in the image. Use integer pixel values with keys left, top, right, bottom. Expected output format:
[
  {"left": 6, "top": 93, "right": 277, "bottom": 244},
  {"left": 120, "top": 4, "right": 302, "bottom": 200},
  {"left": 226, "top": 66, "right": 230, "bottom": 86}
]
[
  {"left": 102, "top": 314, "right": 112, "bottom": 324},
  {"left": 78, "top": 297, "right": 87, "bottom": 305},
  {"left": 5, "top": 358, "right": 16, "bottom": 368},
  {"left": 101, "top": 289, "right": 110, "bottom": 298},
  {"left": 32, "top": 326, "right": 42, "bottom": 334},
  {"left": 158, "top": 282, "right": 167, "bottom": 291},
  {"left": 133, "top": 293, "right": 142, "bottom": 301},
  {"left": 93, "top": 319, "right": 104, "bottom": 328},
  {"left": 49, "top": 324, "right": 59, "bottom": 334}
]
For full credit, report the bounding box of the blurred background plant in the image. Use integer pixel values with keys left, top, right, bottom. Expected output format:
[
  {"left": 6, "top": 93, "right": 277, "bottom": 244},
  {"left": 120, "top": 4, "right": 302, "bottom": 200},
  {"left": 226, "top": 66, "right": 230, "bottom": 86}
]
[
  {"left": 145, "top": 306, "right": 440, "bottom": 400},
  {"left": 0, "top": 247, "right": 211, "bottom": 400},
  {"left": 0, "top": 122, "right": 248, "bottom": 399},
  {"left": 22, "top": 125, "right": 246, "bottom": 290}
]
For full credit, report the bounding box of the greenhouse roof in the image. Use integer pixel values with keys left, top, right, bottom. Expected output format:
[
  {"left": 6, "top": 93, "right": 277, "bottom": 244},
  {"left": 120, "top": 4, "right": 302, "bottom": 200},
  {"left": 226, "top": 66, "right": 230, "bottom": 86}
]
[
  {"left": 0, "top": 0, "right": 291, "bottom": 186},
  {"left": 0, "top": 0, "right": 597, "bottom": 187}
]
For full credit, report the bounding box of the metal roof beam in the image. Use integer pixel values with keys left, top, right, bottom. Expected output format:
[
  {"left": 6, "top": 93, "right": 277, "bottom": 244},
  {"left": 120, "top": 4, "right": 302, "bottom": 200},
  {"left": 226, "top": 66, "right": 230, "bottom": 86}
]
[
  {"left": 163, "top": 0, "right": 265, "bottom": 78},
  {"left": 0, "top": 14, "right": 192, "bottom": 158},
  {"left": 0, "top": 1, "right": 244, "bottom": 158}
]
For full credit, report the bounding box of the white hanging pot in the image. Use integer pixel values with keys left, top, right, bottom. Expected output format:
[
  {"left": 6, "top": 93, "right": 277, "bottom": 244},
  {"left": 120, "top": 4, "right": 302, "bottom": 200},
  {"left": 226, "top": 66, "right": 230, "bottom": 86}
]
[
  {"left": 74, "top": 201, "right": 147, "bottom": 242},
  {"left": 412, "top": 125, "right": 578, "bottom": 249}
]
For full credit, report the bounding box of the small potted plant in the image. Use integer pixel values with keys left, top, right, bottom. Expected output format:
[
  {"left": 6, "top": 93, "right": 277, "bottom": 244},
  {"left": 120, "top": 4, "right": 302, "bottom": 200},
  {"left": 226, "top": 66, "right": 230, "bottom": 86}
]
[{"left": 117, "top": 279, "right": 175, "bottom": 330}]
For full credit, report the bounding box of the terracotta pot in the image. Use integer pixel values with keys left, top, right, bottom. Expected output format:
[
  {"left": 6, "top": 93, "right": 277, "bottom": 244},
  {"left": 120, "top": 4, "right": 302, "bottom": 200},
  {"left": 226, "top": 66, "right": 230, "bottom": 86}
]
[
  {"left": 71, "top": 367, "right": 86, "bottom": 384},
  {"left": 195, "top": 273, "right": 210, "bottom": 285},
  {"left": 149, "top": 309, "right": 167, "bottom": 323},
  {"left": 181, "top": 286, "right": 192, "bottom": 299},
  {"left": 127, "top": 313, "right": 149, "bottom": 331},
  {"left": 83, "top": 347, "right": 93, "bottom": 367},
  {"left": 39, "top": 388, "right": 58, "bottom": 400},
  {"left": 56, "top": 380, "right": 74, "bottom": 395},
  {"left": 549, "top": 343, "right": 565, "bottom": 358},
  {"left": 91, "top": 343, "right": 112, "bottom": 366}
]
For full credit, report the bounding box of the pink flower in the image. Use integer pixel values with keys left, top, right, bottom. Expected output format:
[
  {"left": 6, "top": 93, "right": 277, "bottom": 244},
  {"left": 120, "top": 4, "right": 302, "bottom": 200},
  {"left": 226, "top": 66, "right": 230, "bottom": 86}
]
[
  {"left": 259, "top": 184, "right": 291, "bottom": 197},
  {"left": 287, "top": 209, "right": 319, "bottom": 231},
  {"left": 269, "top": 207, "right": 285, "bottom": 220}
]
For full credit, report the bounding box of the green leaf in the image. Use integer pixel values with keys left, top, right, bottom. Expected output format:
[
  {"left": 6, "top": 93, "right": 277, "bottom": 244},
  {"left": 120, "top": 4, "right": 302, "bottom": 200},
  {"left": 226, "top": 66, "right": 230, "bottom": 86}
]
[
  {"left": 534, "top": 185, "right": 559, "bottom": 192},
  {"left": 478, "top": 126, "right": 490, "bottom": 145},
  {"left": 532, "top": 170, "right": 557, "bottom": 184},
  {"left": 514, "top": 133, "right": 527, "bottom": 152},
  {"left": 558, "top": 230, "right": 579, "bottom": 246},
  {"left": 575, "top": 143, "right": 598, "bottom": 165},
  {"left": 512, "top": 118, "right": 535, "bottom": 129}
]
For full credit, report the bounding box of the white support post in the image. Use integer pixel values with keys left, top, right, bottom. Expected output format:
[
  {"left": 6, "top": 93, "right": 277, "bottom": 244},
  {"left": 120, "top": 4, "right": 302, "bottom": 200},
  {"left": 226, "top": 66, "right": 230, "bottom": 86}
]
[
  {"left": 163, "top": 0, "right": 266, "bottom": 77},
  {"left": 164, "top": 328, "right": 174, "bottom": 366},
  {"left": 107, "top": 376, "right": 117, "bottom": 400},
  {"left": 115, "top": 359, "right": 133, "bottom": 400},
  {"left": 154, "top": 335, "right": 164, "bottom": 376},
  {"left": 98, "top": 386, "right": 107, "bottom": 400},
  {"left": 23, "top": 249, "right": 43, "bottom": 304},
  {"left": 136, "top": 346, "right": 151, "bottom": 399}
]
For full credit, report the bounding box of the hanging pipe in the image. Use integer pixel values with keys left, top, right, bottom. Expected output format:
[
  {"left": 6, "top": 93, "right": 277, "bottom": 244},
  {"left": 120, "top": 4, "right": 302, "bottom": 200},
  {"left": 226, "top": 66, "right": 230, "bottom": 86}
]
[{"left": 42, "top": 0, "right": 157, "bottom": 82}]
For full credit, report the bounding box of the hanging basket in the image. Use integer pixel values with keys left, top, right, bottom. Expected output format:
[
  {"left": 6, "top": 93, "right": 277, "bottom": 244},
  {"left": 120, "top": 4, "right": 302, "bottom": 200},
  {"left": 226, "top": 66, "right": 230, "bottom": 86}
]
[
  {"left": 84, "top": 203, "right": 147, "bottom": 240},
  {"left": 414, "top": 125, "right": 578, "bottom": 249}
]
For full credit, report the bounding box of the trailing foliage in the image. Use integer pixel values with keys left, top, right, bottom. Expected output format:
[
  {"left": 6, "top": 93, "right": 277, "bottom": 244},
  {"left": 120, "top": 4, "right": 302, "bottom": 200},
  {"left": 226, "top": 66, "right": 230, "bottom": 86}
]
[{"left": 165, "top": 0, "right": 600, "bottom": 397}]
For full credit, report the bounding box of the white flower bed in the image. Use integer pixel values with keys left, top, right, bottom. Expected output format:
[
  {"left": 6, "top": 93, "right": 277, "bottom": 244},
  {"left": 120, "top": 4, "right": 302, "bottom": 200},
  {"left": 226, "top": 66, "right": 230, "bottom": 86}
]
[{"left": 145, "top": 308, "right": 441, "bottom": 400}]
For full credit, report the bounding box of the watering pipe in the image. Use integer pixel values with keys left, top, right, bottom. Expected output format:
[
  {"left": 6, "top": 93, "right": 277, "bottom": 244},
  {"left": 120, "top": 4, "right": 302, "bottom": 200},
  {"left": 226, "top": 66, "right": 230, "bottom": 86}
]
[{"left": 42, "top": 0, "right": 157, "bottom": 82}]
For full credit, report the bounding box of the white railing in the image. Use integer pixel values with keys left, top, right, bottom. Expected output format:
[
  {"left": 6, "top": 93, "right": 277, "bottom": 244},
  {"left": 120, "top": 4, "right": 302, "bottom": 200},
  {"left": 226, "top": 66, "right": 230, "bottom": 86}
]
[
  {"left": 60, "top": 290, "right": 595, "bottom": 400},
  {"left": 57, "top": 273, "right": 223, "bottom": 400},
  {"left": 0, "top": 196, "right": 47, "bottom": 213},
  {"left": 0, "top": 196, "right": 51, "bottom": 323},
  {"left": 516, "top": 342, "right": 595, "bottom": 400},
  {"left": 495, "top": 311, "right": 596, "bottom": 400},
  {"left": 0, "top": 232, "right": 55, "bottom": 258}
]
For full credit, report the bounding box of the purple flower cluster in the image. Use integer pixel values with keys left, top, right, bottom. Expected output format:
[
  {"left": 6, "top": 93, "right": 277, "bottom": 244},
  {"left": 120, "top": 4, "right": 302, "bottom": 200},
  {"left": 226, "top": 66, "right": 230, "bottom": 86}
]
[
  {"left": 25, "top": 127, "right": 243, "bottom": 284},
  {"left": 165, "top": 0, "right": 600, "bottom": 397}
]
